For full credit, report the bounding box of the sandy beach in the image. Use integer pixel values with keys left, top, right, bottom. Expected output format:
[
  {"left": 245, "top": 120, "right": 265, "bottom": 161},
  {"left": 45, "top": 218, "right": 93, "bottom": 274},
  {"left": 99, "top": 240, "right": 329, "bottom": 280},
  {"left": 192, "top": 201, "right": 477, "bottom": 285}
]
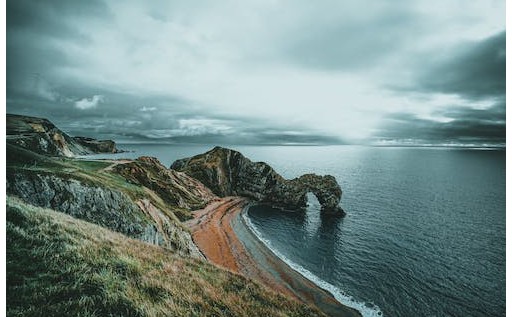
[{"left": 185, "top": 197, "right": 362, "bottom": 317}]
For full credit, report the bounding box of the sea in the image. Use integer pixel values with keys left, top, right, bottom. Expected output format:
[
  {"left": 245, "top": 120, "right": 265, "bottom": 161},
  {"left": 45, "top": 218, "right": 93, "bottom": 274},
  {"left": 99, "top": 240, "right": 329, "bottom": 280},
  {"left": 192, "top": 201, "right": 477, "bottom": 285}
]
[{"left": 84, "top": 144, "right": 506, "bottom": 317}]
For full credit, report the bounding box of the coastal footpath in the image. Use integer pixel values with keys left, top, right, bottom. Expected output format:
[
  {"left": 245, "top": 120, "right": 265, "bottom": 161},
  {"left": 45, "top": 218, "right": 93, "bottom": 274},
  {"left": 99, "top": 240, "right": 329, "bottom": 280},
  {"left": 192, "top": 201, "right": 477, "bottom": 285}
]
[{"left": 6, "top": 114, "right": 357, "bottom": 317}]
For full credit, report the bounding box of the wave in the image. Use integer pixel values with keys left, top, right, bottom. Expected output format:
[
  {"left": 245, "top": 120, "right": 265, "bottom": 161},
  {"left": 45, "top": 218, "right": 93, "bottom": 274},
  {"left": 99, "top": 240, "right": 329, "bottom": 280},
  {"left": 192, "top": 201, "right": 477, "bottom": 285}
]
[{"left": 241, "top": 210, "right": 384, "bottom": 317}]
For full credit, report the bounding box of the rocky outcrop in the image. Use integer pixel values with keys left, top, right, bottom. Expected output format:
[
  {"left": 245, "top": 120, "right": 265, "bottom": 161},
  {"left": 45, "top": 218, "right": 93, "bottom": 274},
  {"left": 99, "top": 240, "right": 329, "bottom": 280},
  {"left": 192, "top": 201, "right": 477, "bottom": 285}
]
[
  {"left": 6, "top": 170, "right": 203, "bottom": 258},
  {"left": 171, "top": 147, "right": 345, "bottom": 215},
  {"left": 72, "top": 136, "right": 120, "bottom": 153},
  {"left": 7, "top": 114, "right": 121, "bottom": 157},
  {"left": 113, "top": 156, "right": 217, "bottom": 216}
]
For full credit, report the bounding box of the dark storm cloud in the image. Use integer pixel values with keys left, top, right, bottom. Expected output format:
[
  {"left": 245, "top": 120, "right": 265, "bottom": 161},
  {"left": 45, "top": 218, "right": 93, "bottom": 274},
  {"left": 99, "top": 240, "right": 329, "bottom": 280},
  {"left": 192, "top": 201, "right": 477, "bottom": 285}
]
[
  {"left": 6, "top": 0, "right": 110, "bottom": 101},
  {"left": 405, "top": 31, "right": 505, "bottom": 100},
  {"left": 374, "top": 101, "right": 505, "bottom": 146},
  {"left": 59, "top": 108, "right": 346, "bottom": 145}
]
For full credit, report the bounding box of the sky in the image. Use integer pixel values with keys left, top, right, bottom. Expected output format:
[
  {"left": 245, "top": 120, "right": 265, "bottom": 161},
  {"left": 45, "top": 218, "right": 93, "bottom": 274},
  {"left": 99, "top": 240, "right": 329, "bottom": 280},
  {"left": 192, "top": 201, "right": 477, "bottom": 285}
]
[{"left": 6, "top": 0, "right": 506, "bottom": 146}]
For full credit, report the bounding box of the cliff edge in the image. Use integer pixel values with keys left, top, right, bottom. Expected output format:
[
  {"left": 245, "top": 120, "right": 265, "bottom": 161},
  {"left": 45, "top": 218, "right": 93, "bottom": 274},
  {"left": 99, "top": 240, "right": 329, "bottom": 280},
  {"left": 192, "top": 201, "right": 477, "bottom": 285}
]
[{"left": 7, "top": 114, "right": 121, "bottom": 157}]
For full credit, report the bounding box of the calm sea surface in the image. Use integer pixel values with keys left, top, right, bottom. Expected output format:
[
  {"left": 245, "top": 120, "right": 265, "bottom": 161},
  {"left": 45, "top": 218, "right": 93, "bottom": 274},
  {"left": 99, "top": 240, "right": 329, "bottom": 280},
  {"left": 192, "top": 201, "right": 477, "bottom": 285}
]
[{"left": 86, "top": 144, "right": 506, "bottom": 317}]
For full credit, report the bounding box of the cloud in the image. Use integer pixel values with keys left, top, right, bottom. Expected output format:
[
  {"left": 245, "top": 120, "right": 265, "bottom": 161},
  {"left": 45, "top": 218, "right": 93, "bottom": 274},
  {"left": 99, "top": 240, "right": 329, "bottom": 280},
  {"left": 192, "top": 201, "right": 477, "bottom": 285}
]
[
  {"left": 280, "top": 2, "right": 424, "bottom": 71},
  {"left": 5, "top": 0, "right": 505, "bottom": 146},
  {"left": 140, "top": 106, "right": 157, "bottom": 112},
  {"left": 373, "top": 100, "right": 505, "bottom": 146},
  {"left": 396, "top": 31, "right": 505, "bottom": 100},
  {"left": 75, "top": 95, "right": 105, "bottom": 110}
]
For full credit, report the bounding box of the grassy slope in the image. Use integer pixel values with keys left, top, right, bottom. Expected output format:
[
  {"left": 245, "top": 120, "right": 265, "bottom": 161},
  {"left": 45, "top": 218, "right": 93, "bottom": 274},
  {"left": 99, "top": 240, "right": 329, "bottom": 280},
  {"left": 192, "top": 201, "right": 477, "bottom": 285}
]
[
  {"left": 7, "top": 197, "right": 325, "bottom": 317},
  {"left": 6, "top": 144, "right": 191, "bottom": 227}
]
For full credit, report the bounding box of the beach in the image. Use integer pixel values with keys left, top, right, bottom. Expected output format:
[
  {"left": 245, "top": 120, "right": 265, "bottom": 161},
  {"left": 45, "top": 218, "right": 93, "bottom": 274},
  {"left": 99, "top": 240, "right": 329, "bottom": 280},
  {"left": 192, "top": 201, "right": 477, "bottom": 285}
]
[{"left": 185, "top": 197, "right": 362, "bottom": 317}]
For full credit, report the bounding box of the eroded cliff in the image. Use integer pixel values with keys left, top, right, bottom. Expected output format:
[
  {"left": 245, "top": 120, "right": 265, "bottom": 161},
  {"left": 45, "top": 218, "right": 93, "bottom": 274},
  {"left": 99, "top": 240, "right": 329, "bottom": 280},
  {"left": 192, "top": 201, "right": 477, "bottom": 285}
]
[
  {"left": 171, "top": 146, "right": 345, "bottom": 215},
  {"left": 7, "top": 114, "right": 120, "bottom": 157},
  {"left": 6, "top": 144, "right": 208, "bottom": 258}
]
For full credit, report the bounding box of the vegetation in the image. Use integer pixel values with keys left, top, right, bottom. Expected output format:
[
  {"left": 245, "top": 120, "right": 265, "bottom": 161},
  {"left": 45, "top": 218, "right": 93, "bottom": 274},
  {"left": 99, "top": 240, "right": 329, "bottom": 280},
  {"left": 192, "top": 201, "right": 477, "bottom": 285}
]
[
  {"left": 6, "top": 144, "right": 192, "bottom": 229},
  {"left": 7, "top": 197, "right": 324, "bottom": 317}
]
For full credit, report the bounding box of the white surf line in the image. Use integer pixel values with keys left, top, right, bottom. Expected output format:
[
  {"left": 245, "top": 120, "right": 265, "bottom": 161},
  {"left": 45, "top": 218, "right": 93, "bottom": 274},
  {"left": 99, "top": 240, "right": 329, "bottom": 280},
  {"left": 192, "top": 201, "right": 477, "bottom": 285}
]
[{"left": 240, "top": 208, "right": 384, "bottom": 317}]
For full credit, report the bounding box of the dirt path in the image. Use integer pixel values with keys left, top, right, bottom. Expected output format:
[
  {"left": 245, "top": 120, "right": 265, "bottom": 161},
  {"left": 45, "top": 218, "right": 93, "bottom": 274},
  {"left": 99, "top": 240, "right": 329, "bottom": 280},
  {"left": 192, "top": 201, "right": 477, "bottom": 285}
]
[{"left": 99, "top": 159, "right": 133, "bottom": 172}]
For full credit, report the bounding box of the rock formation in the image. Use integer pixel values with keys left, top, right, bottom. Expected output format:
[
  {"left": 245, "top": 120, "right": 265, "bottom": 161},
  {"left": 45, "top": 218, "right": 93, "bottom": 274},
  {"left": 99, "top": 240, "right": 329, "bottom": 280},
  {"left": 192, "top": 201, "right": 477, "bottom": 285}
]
[
  {"left": 7, "top": 114, "right": 121, "bottom": 157},
  {"left": 113, "top": 156, "right": 217, "bottom": 215},
  {"left": 6, "top": 143, "right": 209, "bottom": 258},
  {"left": 171, "top": 146, "right": 345, "bottom": 216},
  {"left": 72, "top": 136, "right": 119, "bottom": 153},
  {"left": 6, "top": 169, "right": 203, "bottom": 258}
]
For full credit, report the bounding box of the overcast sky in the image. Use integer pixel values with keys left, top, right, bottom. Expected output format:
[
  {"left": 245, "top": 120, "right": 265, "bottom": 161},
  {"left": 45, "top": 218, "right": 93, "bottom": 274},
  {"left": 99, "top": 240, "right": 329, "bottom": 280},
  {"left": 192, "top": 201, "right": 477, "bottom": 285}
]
[{"left": 6, "top": 0, "right": 505, "bottom": 146}]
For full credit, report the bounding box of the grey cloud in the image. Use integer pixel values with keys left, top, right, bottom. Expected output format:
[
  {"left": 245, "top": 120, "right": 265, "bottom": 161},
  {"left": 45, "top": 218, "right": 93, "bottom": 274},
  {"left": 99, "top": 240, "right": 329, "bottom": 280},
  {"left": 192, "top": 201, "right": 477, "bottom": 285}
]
[
  {"left": 373, "top": 101, "right": 505, "bottom": 146},
  {"left": 7, "top": 80, "right": 345, "bottom": 145},
  {"left": 117, "top": 130, "right": 344, "bottom": 146},
  {"left": 7, "top": 0, "right": 112, "bottom": 95},
  {"left": 7, "top": 0, "right": 109, "bottom": 38},
  {"left": 281, "top": 2, "right": 424, "bottom": 70},
  {"left": 6, "top": 0, "right": 505, "bottom": 146},
  {"left": 403, "top": 31, "right": 505, "bottom": 100}
]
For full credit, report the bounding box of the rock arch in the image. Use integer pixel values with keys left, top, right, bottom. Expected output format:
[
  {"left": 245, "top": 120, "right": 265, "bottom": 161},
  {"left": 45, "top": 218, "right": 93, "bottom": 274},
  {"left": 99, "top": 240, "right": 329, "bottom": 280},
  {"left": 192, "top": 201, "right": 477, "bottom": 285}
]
[{"left": 171, "top": 147, "right": 345, "bottom": 216}]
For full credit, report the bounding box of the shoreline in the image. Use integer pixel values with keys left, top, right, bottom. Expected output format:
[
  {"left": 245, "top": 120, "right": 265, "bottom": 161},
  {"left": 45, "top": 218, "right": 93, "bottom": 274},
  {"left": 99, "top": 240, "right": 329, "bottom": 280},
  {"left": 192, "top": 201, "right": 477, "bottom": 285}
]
[{"left": 185, "top": 197, "right": 362, "bottom": 317}]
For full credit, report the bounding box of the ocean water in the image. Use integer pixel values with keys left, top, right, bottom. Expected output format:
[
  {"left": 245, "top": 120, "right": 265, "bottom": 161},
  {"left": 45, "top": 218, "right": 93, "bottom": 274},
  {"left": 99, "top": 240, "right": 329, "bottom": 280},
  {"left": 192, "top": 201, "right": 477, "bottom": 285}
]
[{"left": 87, "top": 144, "right": 506, "bottom": 317}]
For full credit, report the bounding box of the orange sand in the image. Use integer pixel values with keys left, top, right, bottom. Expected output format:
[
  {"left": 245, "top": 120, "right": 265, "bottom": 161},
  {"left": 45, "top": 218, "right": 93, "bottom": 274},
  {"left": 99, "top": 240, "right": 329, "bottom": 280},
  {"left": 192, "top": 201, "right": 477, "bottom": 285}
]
[
  {"left": 186, "top": 197, "right": 296, "bottom": 297},
  {"left": 185, "top": 197, "right": 362, "bottom": 317}
]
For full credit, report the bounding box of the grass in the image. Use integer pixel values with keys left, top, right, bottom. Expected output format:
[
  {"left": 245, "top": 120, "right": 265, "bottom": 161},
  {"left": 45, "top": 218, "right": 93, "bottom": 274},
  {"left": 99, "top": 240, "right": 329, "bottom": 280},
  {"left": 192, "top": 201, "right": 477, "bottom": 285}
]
[
  {"left": 7, "top": 144, "right": 197, "bottom": 224},
  {"left": 7, "top": 197, "right": 325, "bottom": 317}
]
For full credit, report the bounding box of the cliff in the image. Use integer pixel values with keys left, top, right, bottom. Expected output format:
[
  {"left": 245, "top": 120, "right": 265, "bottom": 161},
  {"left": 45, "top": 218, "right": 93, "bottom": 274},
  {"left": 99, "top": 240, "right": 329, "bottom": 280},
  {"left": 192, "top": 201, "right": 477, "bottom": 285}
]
[
  {"left": 7, "top": 114, "right": 121, "bottom": 157},
  {"left": 6, "top": 143, "right": 212, "bottom": 258},
  {"left": 72, "top": 136, "right": 119, "bottom": 153},
  {"left": 112, "top": 156, "right": 217, "bottom": 218},
  {"left": 171, "top": 146, "right": 345, "bottom": 215}
]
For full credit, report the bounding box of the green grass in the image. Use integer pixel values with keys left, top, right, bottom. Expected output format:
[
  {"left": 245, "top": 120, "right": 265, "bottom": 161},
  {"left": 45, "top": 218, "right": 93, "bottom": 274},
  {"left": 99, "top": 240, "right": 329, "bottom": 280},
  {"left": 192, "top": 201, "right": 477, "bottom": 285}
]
[
  {"left": 7, "top": 144, "right": 197, "bottom": 236},
  {"left": 7, "top": 197, "right": 325, "bottom": 317},
  {"left": 67, "top": 159, "right": 113, "bottom": 172}
]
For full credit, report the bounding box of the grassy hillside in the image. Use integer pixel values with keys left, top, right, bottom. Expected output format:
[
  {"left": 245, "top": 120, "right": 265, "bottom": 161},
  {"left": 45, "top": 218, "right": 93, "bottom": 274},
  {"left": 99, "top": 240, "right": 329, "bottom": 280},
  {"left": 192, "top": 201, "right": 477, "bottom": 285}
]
[
  {"left": 7, "top": 197, "right": 325, "bottom": 317},
  {"left": 6, "top": 144, "right": 203, "bottom": 232}
]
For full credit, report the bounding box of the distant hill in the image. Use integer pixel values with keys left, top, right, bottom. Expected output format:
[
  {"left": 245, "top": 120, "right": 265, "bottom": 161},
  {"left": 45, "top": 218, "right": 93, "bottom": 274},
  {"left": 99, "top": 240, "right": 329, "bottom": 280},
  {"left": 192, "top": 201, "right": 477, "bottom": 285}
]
[{"left": 7, "top": 114, "right": 121, "bottom": 157}]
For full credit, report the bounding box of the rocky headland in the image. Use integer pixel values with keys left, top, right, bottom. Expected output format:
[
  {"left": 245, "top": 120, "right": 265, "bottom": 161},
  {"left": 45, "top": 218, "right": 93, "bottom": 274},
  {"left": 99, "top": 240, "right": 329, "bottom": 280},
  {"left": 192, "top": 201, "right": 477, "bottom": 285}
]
[
  {"left": 7, "top": 113, "right": 121, "bottom": 157},
  {"left": 172, "top": 146, "right": 345, "bottom": 216}
]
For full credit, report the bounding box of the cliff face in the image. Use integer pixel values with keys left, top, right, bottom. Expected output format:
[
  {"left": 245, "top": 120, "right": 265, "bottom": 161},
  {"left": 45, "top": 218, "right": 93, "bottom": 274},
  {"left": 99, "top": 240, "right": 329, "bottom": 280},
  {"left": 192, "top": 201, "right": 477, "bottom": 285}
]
[
  {"left": 72, "top": 136, "right": 119, "bottom": 153},
  {"left": 171, "top": 147, "right": 345, "bottom": 215},
  {"left": 6, "top": 170, "right": 203, "bottom": 258},
  {"left": 113, "top": 156, "right": 216, "bottom": 216},
  {"left": 7, "top": 114, "right": 120, "bottom": 157},
  {"left": 6, "top": 143, "right": 205, "bottom": 258}
]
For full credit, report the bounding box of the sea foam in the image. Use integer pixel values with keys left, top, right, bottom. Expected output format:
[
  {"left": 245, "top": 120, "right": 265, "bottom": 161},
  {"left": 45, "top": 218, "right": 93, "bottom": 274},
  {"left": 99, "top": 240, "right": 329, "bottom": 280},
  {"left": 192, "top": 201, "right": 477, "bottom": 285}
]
[{"left": 241, "top": 211, "right": 384, "bottom": 317}]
